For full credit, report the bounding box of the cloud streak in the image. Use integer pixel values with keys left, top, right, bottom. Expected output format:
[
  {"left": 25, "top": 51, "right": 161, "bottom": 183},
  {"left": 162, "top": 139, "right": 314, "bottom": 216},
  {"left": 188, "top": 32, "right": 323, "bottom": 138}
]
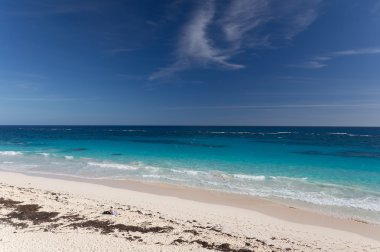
[
  {"left": 292, "top": 46, "right": 380, "bottom": 69},
  {"left": 150, "top": 0, "right": 245, "bottom": 81},
  {"left": 150, "top": 0, "right": 322, "bottom": 80},
  {"left": 163, "top": 103, "right": 380, "bottom": 110}
]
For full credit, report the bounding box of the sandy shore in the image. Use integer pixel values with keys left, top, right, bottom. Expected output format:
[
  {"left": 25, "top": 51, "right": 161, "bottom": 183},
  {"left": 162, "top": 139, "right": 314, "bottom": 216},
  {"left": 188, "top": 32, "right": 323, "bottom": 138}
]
[{"left": 1, "top": 171, "right": 380, "bottom": 251}]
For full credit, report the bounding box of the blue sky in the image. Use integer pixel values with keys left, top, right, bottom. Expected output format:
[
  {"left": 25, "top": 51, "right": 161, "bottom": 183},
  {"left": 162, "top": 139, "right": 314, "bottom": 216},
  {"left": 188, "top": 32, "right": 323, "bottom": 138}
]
[{"left": 1, "top": 0, "right": 380, "bottom": 126}]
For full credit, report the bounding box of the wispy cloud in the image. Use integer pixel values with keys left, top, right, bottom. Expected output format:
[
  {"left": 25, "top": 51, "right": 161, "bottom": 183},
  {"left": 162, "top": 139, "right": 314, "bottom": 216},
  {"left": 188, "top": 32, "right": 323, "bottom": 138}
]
[
  {"left": 163, "top": 103, "right": 380, "bottom": 110},
  {"left": 0, "top": 72, "right": 47, "bottom": 90},
  {"left": 150, "top": 0, "right": 322, "bottom": 80},
  {"left": 221, "top": 0, "right": 271, "bottom": 45},
  {"left": 150, "top": 0, "right": 244, "bottom": 81},
  {"left": 0, "top": 79, "right": 40, "bottom": 90},
  {"left": 291, "top": 46, "right": 380, "bottom": 69},
  {"left": 332, "top": 47, "right": 380, "bottom": 56},
  {"left": 0, "top": 97, "right": 78, "bottom": 102},
  {"left": 372, "top": 1, "right": 380, "bottom": 14},
  {"left": 290, "top": 60, "right": 328, "bottom": 69},
  {"left": 0, "top": 95, "right": 107, "bottom": 104}
]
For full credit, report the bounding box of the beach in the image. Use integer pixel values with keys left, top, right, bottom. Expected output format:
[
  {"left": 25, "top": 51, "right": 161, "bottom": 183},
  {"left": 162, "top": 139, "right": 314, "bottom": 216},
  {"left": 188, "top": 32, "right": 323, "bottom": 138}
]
[
  {"left": 1, "top": 171, "right": 379, "bottom": 252},
  {"left": 1, "top": 0, "right": 379, "bottom": 249},
  {"left": 2, "top": 0, "right": 380, "bottom": 250}
]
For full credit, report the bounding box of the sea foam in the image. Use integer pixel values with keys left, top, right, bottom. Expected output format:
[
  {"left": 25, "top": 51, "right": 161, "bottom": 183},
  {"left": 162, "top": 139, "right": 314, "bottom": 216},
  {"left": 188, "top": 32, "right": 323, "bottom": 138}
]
[
  {"left": 0, "top": 151, "right": 23, "bottom": 156},
  {"left": 233, "top": 174, "right": 266, "bottom": 181},
  {"left": 87, "top": 161, "right": 140, "bottom": 170}
]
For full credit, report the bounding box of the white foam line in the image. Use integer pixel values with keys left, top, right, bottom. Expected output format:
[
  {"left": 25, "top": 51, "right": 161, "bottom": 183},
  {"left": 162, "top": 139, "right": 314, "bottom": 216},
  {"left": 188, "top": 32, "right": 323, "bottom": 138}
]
[
  {"left": 0, "top": 151, "right": 23, "bottom": 156},
  {"left": 87, "top": 162, "right": 139, "bottom": 171},
  {"left": 233, "top": 174, "right": 266, "bottom": 181}
]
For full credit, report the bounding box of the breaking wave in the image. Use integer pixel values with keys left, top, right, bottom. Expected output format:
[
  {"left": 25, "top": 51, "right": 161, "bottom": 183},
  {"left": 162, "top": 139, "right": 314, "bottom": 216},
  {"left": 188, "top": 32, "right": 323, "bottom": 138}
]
[
  {"left": 0, "top": 151, "right": 23, "bottom": 156},
  {"left": 0, "top": 151, "right": 379, "bottom": 222},
  {"left": 233, "top": 174, "right": 266, "bottom": 181},
  {"left": 87, "top": 162, "right": 140, "bottom": 170}
]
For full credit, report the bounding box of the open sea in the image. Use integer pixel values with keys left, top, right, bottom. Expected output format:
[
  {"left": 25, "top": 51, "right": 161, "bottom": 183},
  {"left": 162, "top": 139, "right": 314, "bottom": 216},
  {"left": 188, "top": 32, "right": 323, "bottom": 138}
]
[{"left": 0, "top": 126, "right": 379, "bottom": 223}]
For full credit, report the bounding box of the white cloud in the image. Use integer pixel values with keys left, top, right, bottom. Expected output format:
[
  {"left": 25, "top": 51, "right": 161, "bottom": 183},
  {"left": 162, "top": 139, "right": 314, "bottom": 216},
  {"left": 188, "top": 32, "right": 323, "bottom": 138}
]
[
  {"left": 290, "top": 61, "right": 327, "bottom": 69},
  {"left": 332, "top": 47, "right": 380, "bottom": 56},
  {"left": 221, "top": 0, "right": 271, "bottom": 43},
  {"left": 149, "top": 0, "right": 244, "bottom": 81},
  {"left": 293, "top": 46, "right": 380, "bottom": 69},
  {"left": 283, "top": 5, "right": 319, "bottom": 40},
  {"left": 150, "top": 0, "right": 322, "bottom": 80},
  {"left": 177, "top": 0, "right": 244, "bottom": 69},
  {"left": 163, "top": 103, "right": 380, "bottom": 110}
]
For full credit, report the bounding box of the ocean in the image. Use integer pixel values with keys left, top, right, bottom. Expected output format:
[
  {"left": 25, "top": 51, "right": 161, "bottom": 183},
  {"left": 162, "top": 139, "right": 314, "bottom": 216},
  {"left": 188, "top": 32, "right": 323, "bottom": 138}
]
[{"left": 0, "top": 126, "right": 379, "bottom": 223}]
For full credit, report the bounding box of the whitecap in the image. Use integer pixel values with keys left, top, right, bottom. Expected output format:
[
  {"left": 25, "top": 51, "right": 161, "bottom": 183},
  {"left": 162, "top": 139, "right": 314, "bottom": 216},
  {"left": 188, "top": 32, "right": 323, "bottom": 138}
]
[
  {"left": 0, "top": 151, "right": 23, "bottom": 156},
  {"left": 209, "top": 131, "right": 254, "bottom": 135},
  {"left": 233, "top": 174, "right": 266, "bottom": 181},
  {"left": 346, "top": 134, "right": 373, "bottom": 137},
  {"left": 268, "top": 189, "right": 380, "bottom": 212},
  {"left": 50, "top": 128, "right": 72, "bottom": 131},
  {"left": 170, "top": 169, "right": 201, "bottom": 176},
  {"left": 264, "top": 132, "right": 296, "bottom": 135},
  {"left": 122, "top": 129, "right": 146, "bottom": 132},
  {"left": 269, "top": 176, "right": 308, "bottom": 182},
  {"left": 209, "top": 171, "right": 230, "bottom": 179},
  {"left": 229, "top": 132, "right": 254, "bottom": 134},
  {"left": 87, "top": 162, "right": 139, "bottom": 170},
  {"left": 144, "top": 165, "right": 160, "bottom": 172}
]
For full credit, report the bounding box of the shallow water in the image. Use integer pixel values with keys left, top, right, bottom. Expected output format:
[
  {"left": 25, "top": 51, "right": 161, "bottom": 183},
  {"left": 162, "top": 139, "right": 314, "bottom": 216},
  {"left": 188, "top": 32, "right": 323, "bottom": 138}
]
[{"left": 0, "top": 126, "right": 379, "bottom": 223}]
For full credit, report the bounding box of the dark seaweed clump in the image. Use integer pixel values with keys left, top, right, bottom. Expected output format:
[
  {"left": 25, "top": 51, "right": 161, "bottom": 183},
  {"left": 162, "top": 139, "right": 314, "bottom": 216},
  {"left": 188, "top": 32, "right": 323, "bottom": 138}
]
[
  {"left": 7, "top": 204, "right": 59, "bottom": 225},
  {"left": 0, "top": 197, "right": 22, "bottom": 207},
  {"left": 70, "top": 220, "right": 174, "bottom": 234}
]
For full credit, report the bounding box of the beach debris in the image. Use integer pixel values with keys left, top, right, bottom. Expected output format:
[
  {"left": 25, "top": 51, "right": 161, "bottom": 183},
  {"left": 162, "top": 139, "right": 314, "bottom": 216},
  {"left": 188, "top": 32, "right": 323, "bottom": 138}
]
[
  {"left": 56, "top": 214, "right": 84, "bottom": 222},
  {"left": 69, "top": 220, "right": 174, "bottom": 234},
  {"left": 102, "top": 206, "right": 118, "bottom": 216},
  {"left": 0, "top": 184, "right": 300, "bottom": 252},
  {"left": 7, "top": 204, "right": 59, "bottom": 225},
  {"left": 183, "top": 229, "right": 199, "bottom": 235},
  {"left": 0, "top": 197, "right": 22, "bottom": 207},
  {"left": 189, "top": 239, "right": 253, "bottom": 252}
]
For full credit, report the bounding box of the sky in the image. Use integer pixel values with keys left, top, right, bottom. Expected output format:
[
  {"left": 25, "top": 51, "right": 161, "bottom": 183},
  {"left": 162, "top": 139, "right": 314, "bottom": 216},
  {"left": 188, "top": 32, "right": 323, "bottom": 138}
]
[{"left": 1, "top": 0, "right": 380, "bottom": 126}]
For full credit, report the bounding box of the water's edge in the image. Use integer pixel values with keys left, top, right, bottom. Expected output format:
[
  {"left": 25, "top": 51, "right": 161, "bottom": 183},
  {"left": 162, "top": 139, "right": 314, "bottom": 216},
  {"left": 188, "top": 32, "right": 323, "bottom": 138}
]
[{"left": 1, "top": 169, "right": 379, "bottom": 242}]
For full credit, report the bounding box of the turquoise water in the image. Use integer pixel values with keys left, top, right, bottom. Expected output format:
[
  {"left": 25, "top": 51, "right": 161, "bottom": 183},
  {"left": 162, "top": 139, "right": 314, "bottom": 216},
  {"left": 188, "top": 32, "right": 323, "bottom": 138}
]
[{"left": 1, "top": 126, "right": 380, "bottom": 222}]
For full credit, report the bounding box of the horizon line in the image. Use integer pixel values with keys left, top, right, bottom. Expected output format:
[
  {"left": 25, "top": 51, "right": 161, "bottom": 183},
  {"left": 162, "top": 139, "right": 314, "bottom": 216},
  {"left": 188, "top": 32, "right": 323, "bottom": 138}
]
[{"left": 1, "top": 124, "right": 380, "bottom": 128}]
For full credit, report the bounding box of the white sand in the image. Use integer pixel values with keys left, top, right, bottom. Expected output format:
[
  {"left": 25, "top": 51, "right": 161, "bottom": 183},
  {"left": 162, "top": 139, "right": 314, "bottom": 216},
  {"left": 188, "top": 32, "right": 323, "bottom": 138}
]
[{"left": 1, "top": 171, "right": 379, "bottom": 252}]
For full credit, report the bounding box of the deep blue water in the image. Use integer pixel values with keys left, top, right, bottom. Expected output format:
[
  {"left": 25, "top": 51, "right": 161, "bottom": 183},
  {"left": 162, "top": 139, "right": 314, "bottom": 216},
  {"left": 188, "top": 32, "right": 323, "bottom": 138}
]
[{"left": 1, "top": 126, "right": 380, "bottom": 222}]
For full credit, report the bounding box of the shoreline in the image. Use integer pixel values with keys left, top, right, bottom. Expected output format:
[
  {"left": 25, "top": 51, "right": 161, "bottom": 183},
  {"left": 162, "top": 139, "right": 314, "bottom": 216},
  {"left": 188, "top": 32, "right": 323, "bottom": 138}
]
[
  {"left": 1, "top": 170, "right": 380, "bottom": 242},
  {"left": 1, "top": 170, "right": 380, "bottom": 251}
]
